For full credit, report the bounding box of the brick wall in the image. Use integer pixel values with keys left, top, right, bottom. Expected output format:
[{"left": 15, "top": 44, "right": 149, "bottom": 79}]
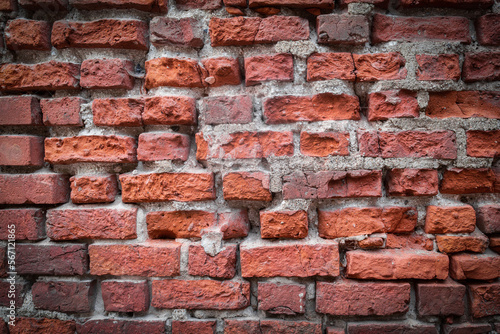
[{"left": 0, "top": 0, "right": 499, "bottom": 333}]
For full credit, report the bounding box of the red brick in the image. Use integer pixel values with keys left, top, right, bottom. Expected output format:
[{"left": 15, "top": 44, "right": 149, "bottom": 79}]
[
  {"left": 326, "top": 328, "right": 345, "bottom": 334},
  {"left": 143, "top": 96, "right": 196, "bottom": 125},
  {"left": 77, "top": 320, "right": 165, "bottom": 334},
  {"left": 358, "top": 131, "right": 380, "bottom": 157},
  {"left": 387, "top": 169, "right": 439, "bottom": 196},
  {"left": 45, "top": 135, "right": 137, "bottom": 164},
  {"left": 348, "top": 323, "right": 437, "bottom": 334},
  {"left": 32, "top": 280, "right": 95, "bottom": 312},
  {"left": 80, "top": 58, "right": 135, "bottom": 89},
  {"left": 424, "top": 205, "right": 476, "bottom": 234},
  {"left": 0, "top": 248, "right": 4, "bottom": 277},
  {"left": 52, "top": 19, "right": 148, "bottom": 50},
  {"left": 492, "top": 237, "right": 500, "bottom": 253},
  {"left": 463, "top": 52, "right": 500, "bottom": 82},
  {"left": 0, "top": 209, "right": 45, "bottom": 240},
  {"left": 476, "top": 14, "right": 500, "bottom": 46},
  {"left": 70, "top": 175, "right": 117, "bottom": 204},
  {"left": 260, "top": 210, "right": 308, "bottom": 239},
  {"left": 176, "top": 0, "right": 221, "bottom": 9},
  {"left": 224, "top": 0, "right": 246, "bottom": 5},
  {"left": 19, "top": 0, "right": 67, "bottom": 10},
  {"left": 16, "top": 244, "right": 88, "bottom": 275},
  {"left": 89, "top": 242, "right": 180, "bottom": 277},
  {"left": 196, "top": 131, "right": 293, "bottom": 160},
  {"left": 359, "top": 237, "right": 385, "bottom": 249},
  {"left": 367, "top": 90, "right": 419, "bottom": 121},
  {"left": 443, "top": 323, "right": 492, "bottom": 334},
  {"left": 172, "top": 321, "right": 216, "bottom": 334},
  {"left": 209, "top": 16, "right": 309, "bottom": 46},
  {"left": 450, "top": 253, "right": 500, "bottom": 280},
  {"left": 5, "top": 19, "right": 51, "bottom": 51},
  {"left": 150, "top": 17, "right": 203, "bottom": 47},
  {"left": 258, "top": 282, "right": 306, "bottom": 315},
  {"left": 441, "top": 168, "right": 496, "bottom": 194},
  {"left": 340, "top": 0, "right": 388, "bottom": 6},
  {"left": 138, "top": 133, "right": 190, "bottom": 161},
  {"left": 188, "top": 245, "right": 237, "bottom": 279},
  {"left": 92, "top": 97, "right": 143, "bottom": 127},
  {"left": 101, "top": 280, "right": 149, "bottom": 312},
  {"left": 376, "top": 131, "right": 457, "bottom": 158},
  {"left": 319, "top": 207, "right": 417, "bottom": 238},
  {"left": 283, "top": 170, "right": 382, "bottom": 199},
  {"left": 249, "top": 0, "right": 334, "bottom": 7},
  {"left": 300, "top": 132, "right": 349, "bottom": 157},
  {"left": 386, "top": 234, "right": 433, "bottom": 251},
  {"left": 469, "top": 283, "right": 500, "bottom": 317},
  {"left": 203, "top": 95, "right": 253, "bottom": 125},
  {"left": 241, "top": 242, "right": 339, "bottom": 277},
  {"left": 0, "top": 174, "right": 69, "bottom": 205},
  {"left": 0, "top": 61, "right": 80, "bottom": 91},
  {"left": 264, "top": 93, "right": 360, "bottom": 123},
  {"left": 244, "top": 53, "right": 293, "bottom": 86},
  {"left": 426, "top": 91, "right": 500, "bottom": 119},
  {"left": 417, "top": 280, "right": 466, "bottom": 316},
  {"left": 467, "top": 130, "right": 500, "bottom": 158},
  {"left": 152, "top": 279, "right": 250, "bottom": 310},
  {"left": 120, "top": 172, "right": 215, "bottom": 202},
  {"left": 317, "top": 14, "right": 369, "bottom": 45},
  {"left": 0, "top": 96, "right": 42, "bottom": 125},
  {"left": 372, "top": 14, "right": 470, "bottom": 43},
  {"left": 399, "top": 0, "right": 492, "bottom": 7},
  {"left": 0, "top": 281, "right": 26, "bottom": 307},
  {"left": 353, "top": 53, "right": 407, "bottom": 81},
  {"left": 416, "top": 54, "right": 460, "bottom": 81},
  {"left": 47, "top": 208, "right": 137, "bottom": 240},
  {"left": 224, "top": 320, "right": 260, "bottom": 334},
  {"left": 317, "top": 280, "right": 410, "bottom": 315},
  {"left": 260, "top": 321, "right": 322, "bottom": 334},
  {"left": 9, "top": 318, "right": 76, "bottom": 334},
  {"left": 306, "top": 52, "right": 355, "bottom": 81},
  {"left": 202, "top": 57, "right": 241, "bottom": 87},
  {"left": 218, "top": 210, "right": 250, "bottom": 239},
  {"left": 70, "top": 0, "right": 167, "bottom": 12},
  {"left": 346, "top": 249, "right": 449, "bottom": 280},
  {"left": 0, "top": 0, "right": 16, "bottom": 11},
  {"left": 223, "top": 172, "right": 272, "bottom": 201},
  {"left": 41, "top": 97, "right": 83, "bottom": 126},
  {"left": 477, "top": 205, "right": 500, "bottom": 234},
  {"left": 436, "top": 233, "right": 488, "bottom": 254},
  {"left": 145, "top": 57, "right": 204, "bottom": 89},
  {"left": 147, "top": 210, "right": 217, "bottom": 238},
  {"left": 0, "top": 136, "right": 44, "bottom": 166}
]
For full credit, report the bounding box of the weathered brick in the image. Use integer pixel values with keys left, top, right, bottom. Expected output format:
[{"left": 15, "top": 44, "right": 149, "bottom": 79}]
[
  {"left": 300, "top": 132, "right": 349, "bottom": 157},
  {"left": 469, "top": 283, "right": 500, "bottom": 318},
  {"left": 450, "top": 253, "right": 500, "bottom": 280},
  {"left": 436, "top": 233, "right": 488, "bottom": 254},
  {"left": 188, "top": 245, "right": 237, "bottom": 279},
  {"left": 143, "top": 96, "right": 196, "bottom": 125},
  {"left": 202, "top": 57, "right": 241, "bottom": 87},
  {"left": 317, "top": 280, "right": 410, "bottom": 315},
  {"left": 244, "top": 53, "right": 293, "bottom": 86},
  {"left": 19, "top": 0, "right": 68, "bottom": 10},
  {"left": 196, "top": 131, "right": 293, "bottom": 160},
  {"left": 249, "top": 0, "right": 334, "bottom": 7},
  {"left": 0, "top": 281, "right": 26, "bottom": 307},
  {"left": 150, "top": 17, "right": 203, "bottom": 47},
  {"left": 70, "top": 0, "right": 167, "bottom": 12},
  {"left": 0, "top": 209, "right": 45, "bottom": 240},
  {"left": 80, "top": 58, "right": 135, "bottom": 89},
  {"left": 359, "top": 237, "right": 385, "bottom": 249},
  {"left": 258, "top": 282, "right": 306, "bottom": 315},
  {"left": 306, "top": 52, "right": 356, "bottom": 81},
  {"left": 41, "top": 97, "right": 83, "bottom": 126},
  {"left": 47, "top": 208, "right": 137, "bottom": 240},
  {"left": 9, "top": 318, "right": 76, "bottom": 334},
  {"left": 367, "top": 90, "right": 419, "bottom": 121},
  {"left": 70, "top": 175, "right": 117, "bottom": 204},
  {"left": 317, "top": 14, "right": 369, "bottom": 45},
  {"left": 399, "top": 0, "right": 492, "bottom": 7},
  {"left": 353, "top": 53, "right": 407, "bottom": 81},
  {"left": 92, "top": 97, "right": 143, "bottom": 127},
  {"left": 223, "top": 172, "right": 272, "bottom": 201},
  {"left": 241, "top": 242, "right": 339, "bottom": 277},
  {"left": 224, "top": 320, "right": 260, "bottom": 334},
  {"left": 176, "top": 0, "right": 221, "bottom": 9},
  {"left": 0, "top": 0, "right": 16, "bottom": 11},
  {"left": 467, "top": 130, "right": 500, "bottom": 158},
  {"left": 152, "top": 279, "right": 250, "bottom": 310},
  {"left": 386, "top": 233, "right": 433, "bottom": 251},
  {"left": 172, "top": 321, "right": 216, "bottom": 334},
  {"left": 203, "top": 95, "right": 253, "bottom": 124},
  {"left": 358, "top": 131, "right": 380, "bottom": 157},
  {"left": 77, "top": 320, "right": 165, "bottom": 334},
  {"left": 340, "top": 0, "right": 388, "bottom": 7},
  {"left": 209, "top": 16, "right": 309, "bottom": 46},
  {"left": 0, "top": 61, "right": 80, "bottom": 91},
  {"left": 416, "top": 54, "right": 460, "bottom": 81},
  {"left": 374, "top": 131, "right": 457, "bottom": 158},
  {"left": 89, "top": 242, "right": 180, "bottom": 277},
  {"left": 32, "top": 280, "right": 95, "bottom": 313},
  {"left": 120, "top": 172, "right": 215, "bottom": 202},
  {"left": 372, "top": 14, "right": 470, "bottom": 43},
  {"left": 101, "top": 280, "right": 149, "bottom": 312},
  {"left": 0, "top": 248, "right": 4, "bottom": 277},
  {"left": 45, "top": 136, "right": 137, "bottom": 164},
  {"left": 16, "top": 244, "right": 88, "bottom": 275},
  {"left": 441, "top": 168, "right": 496, "bottom": 194},
  {"left": 443, "top": 323, "right": 492, "bottom": 334},
  {"left": 264, "top": 93, "right": 360, "bottom": 123},
  {"left": 145, "top": 57, "right": 204, "bottom": 89},
  {"left": 224, "top": 0, "right": 247, "bottom": 5},
  {"left": 0, "top": 174, "right": 69, "bottom": 205},
  {"left": 218, "top": 210, "right": 250, "bottom": 239},
  {"left": 476, "top": 14, "right": 500, "bottom": 46},
  {"left": 476, "top": 205, "right": 500, "bottom": 234},
  {"left": 52, "top": 19, "right": 148, "bottom": 50},
  {"left": 5, "top": 19, "right": 51, "bottom": 51},
  {"left": 424, "top": 205, "right": 476, "bottom": 234},
  {"left": 260, "top": 210, "right": 308, "bottom": 239},
  {"left": 426, "top": 91, "right": 500, "bottom": 119},
  {"left": 346, "top": 249, "right": 449, "bottom": 280},
  {"left": 417, "top": 280, "right": 466, "bottom": 316},
  {"left": 0, "top": 136, "right": 44, "bottom": 166},
  {"left": 386, "top": 169, "right": 439, "bottom": 196},
  {"left": 283, "top": 170, "right": 383, "bottom": 199},
  {"left": 462, "top": 52, "right": 500, "bottom": 82},
  {"left": 0, "top": 96, "right": 42, "bottom": 125},
  {"left": 260, "top": 321, "right": 322, "bottom": 334},
  {"left": 147, "top": 210, "right": 217, "bottom": 239},
  {"left": 348, "top": 323, "right": 437, "bottom": 334},
  {"left": 138, "top": 133, "right": 190, "bottom": 161}
]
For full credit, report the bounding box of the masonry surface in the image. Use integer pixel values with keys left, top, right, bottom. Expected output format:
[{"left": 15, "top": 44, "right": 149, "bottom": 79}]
[{"left": 0, "top": 0, "right": 499, "bottom": 333}]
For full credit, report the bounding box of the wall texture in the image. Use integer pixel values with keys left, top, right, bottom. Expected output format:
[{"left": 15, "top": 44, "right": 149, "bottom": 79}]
[{"left": 0, "top": 0, "right": 499, "bottom": 333}]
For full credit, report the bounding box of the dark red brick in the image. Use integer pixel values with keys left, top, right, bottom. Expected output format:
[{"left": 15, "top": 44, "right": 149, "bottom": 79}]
[
  {"left": 77, "top": 320, "right": 165, "bottom": 334},
  {"left": 469, "top": 283, "right": 500, "bottom": 317},
  {"left": 417, "top": 280, "right": 466, "bottom": 316},
  {"left": 10, "top": 318, "right": 76, "bottom": 334},
  {"left": 188, "top": 245, "right": 237, "bottom": 279},
  {"left": 32, "top": 280, "right": 95, "bottom": 312},
  {"left": 0, "top": 174, "right": 69, "bottom": 205},
  {"left": 416, "top": 54, "right": 460, "bottom": 81},
  {"left": 172, "top": 321, "right": 216, "bottom": 334},
  {"left": 463, "top": 52, "right": 500, "bottom": 82},
  {"left": 0, "top": 209, "right": 45, "bottom": 241},
  {"left": 150, "top": 17, "right": 203, "bottom": 48},
  {"left": 258, "top": 282, "right": 306, "bottom": 315},
  {"left": 476, "top": 14, "right": 500, "bottom": 46},
  {"left": 0, "top": 136, "right": 44, "bottom": 166},
  {"left": 0, "top": 96, "right": 42, "bottom": 125},
  {"left": 317, "top": 14, "right": 369, "bottom": 45},
  {"left": 101, "top": 280, "right": 149, "bottom": 312},
  {"left": 41, "top": 97, "right": 83, "bottom": 126},
  {"left": 16, "top": 244, "right": 88, "bottom": 275}
]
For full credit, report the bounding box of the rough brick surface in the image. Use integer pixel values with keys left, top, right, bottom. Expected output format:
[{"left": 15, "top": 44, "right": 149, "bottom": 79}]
[
  {"left": 476, "top": 14, "right": 500, "bottom": 46},
  {"left": 317, "top": 14, "right": 370, "bottom": 45},
  {"left": 92, "top": 98, "right": 143, "bottom": 127},
  {"left": 80, "top": 59, "right": 135, "bottom": 89},
  {"left": 476, "top": 205, "right": 500, "bottom": 234},
  {"left": 202, "top": 57, "right": 241, "bottom": 87},
  {"left": 426, "top": 91, "right": 500, "bottom": 119},
  {"left": 462, "top": 52, "right": 500, "bottom": 82},
  {"left": 469, "top": 283, "right": 500, "bottom": 317},
  {"left": 188, "top": 245, "right": 237, "bottom": 279},
  {"left": 32, "top": 280, "right": 95, "bottom": 312},
  {"left": 150, "top": 17, "right": 203, "bottom": 48},
  {"left": 348, "top": 323, "right": 438, "bottom": 334},
  {"left": 367, "top": 90, "right": 419, "bottom": 121},
  {"left": 0, "top": 96, "right": 42, "bottom": 125},
  {"left": 353, "top": 53, "right": 407, "bottom": 81},
  {"left": 416, "top": 54, "right": 460, "bottom": 81},
  {"left": 424, "top": 205, "right": 476, "bottom": 234},
  {"left": 466, "top": 130, "right": 500, "bottom": 157},
  {"left": 307, "top": 52, "right": 356, "bottom": 81},
  {"left": 70, "top": 0, "right": 167, "bottom": 12},
  {"left": 436, "top": 233, "right": 488, "bottom": 254},
  {"left": 417, "top": 280, "right": 466, "bottom": 316},
  {"left": 172, "top": 321, "right": 216, "bottom": 334},
  {"left": 0, "top": 136, "right": 44, "bottom": 166},
  {"left": 5, "top": 19, "right": 51, "bottom": 51},
  {"left": 101, "top": 281, "right": 149, "bottom": 312},
  {"left": 77, "top": 320, "right": 165, "bottom": 334},
  {"left": 146, "top": 210, "right": 217, "bottom": 239},
  {"left": 9, "top": 318, "right": 76, "bottom": 334},
  {"left": 300, "top": 132, "right": 349, "bottom": 157},
  {"left": 0, "top": 209, "right": 45, "bottom": 240},
  {"left": 450, "top": 253, "right": 500, "bottom": 280},
  {"left": 0, "top": 174, "right": 69, "bottom": 205},
  {"left": 245, "top": 53, "right": 294, "bottom": 86},
  {"left": 143, "top": 96, "right": 196, "bottom": 125},
  {"left": 386, "top": 169, "right": 439, "bottom": 196},
  {"left": 16, "top": 244, "right": 88, "bottom": 275},
  {"left": 441, "top": 168, "right": 496, "bottom": 194},
  {"left": 203, "top": 95, "right": 253, "bottom": 124},
  {"left": 138, "top": 133, "right": 190, "bottom": 161},
  {"left": 41, "top": 97, "right": 83, "bottom": 126},
  {"left": 260, "top": 210, "right": 308, "bottom": 239},
  {"left": 258, "top": 283, "right": 306, "bottom": 315},
  {"left": 70, "top": 175, "right": 117, "bottom": 204},
  {"left": 223, "top": 172, "right": 272, "bottom": 201}
]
